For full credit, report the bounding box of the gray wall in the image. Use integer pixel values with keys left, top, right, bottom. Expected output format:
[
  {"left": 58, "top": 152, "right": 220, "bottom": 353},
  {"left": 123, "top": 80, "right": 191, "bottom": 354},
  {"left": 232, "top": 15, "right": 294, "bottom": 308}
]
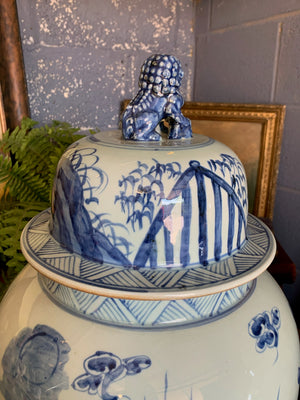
[
  {"left": 17, "top": 1, "right": 300, "bottom": 316},
  {"left": 16, "top": 0, "right": 195, "bottom": 130},
  {"left": 195, "top": 0, "right": 300, "bottom": 318}
]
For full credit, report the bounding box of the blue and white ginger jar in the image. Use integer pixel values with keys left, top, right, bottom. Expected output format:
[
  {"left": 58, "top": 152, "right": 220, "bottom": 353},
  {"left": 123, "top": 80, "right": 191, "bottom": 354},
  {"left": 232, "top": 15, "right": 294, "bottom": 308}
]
[{"left": 0, "top": 54, "right": 299, "bottom": 400}]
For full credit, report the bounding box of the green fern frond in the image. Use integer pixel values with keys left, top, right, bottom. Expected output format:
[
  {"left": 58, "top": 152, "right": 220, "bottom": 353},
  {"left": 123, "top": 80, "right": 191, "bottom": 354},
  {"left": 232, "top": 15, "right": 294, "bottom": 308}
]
[
  {"left": 1, "top": 118, "right": 38, "bottom": 157},
  {"left": 4, "top": 160, "right": 48, "bottom": 202},
  {"left": 0, "top": 118, "right": 86, "bottom": 202},
  {"left": 0, "top": 117, "right": 90, "bottom": 283},
  {"left": 0, "top": 155, "right": 12, "bottom": 198},
  {"left": 0, "top": 202, "right": 48, "bottom": 272}
]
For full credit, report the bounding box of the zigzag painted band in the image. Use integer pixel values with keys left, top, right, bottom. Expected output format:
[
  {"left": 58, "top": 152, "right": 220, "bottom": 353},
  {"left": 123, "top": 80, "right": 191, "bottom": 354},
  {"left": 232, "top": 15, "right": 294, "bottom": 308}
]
[
  {"left": 21, "top": 209, "right": 275, "bottom": 300},
  {"left": 40, "top": 274, "right": 255, "bottom": 328}
]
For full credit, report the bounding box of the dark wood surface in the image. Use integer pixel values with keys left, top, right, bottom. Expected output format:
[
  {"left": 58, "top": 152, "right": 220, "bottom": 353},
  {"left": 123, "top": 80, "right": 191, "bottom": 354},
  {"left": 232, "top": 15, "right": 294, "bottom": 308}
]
[
  {"left": 0, "top": 0, "right": 30, "bottom": 130},
  {"left": 267, "top": 238, "right": 297, "bottom": 286},
  {"left": 262, "top": 217, "right": 297, "bottom": 287}
]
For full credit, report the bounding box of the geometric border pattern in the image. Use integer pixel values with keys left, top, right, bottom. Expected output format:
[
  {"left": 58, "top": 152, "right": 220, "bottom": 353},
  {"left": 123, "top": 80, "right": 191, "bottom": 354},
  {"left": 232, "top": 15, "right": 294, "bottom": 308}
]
[
  {"left": 21, "top": 209, "right": 275, "bottom": 300},
  {"left": 40, "top": 274, "right": 255, "bottom": 328}
]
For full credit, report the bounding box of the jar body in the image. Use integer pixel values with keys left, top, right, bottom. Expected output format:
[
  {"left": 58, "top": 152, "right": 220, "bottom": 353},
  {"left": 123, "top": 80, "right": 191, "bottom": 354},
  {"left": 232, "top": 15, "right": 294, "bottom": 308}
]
[{"left": 0, "top": 266, "right": 299, "bottom": 400}]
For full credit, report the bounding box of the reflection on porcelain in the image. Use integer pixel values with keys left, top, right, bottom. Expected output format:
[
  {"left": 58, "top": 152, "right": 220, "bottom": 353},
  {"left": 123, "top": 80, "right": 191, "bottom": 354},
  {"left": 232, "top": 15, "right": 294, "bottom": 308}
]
[
  {"left": 20, "top": 130, "right": 276, "bottom": 298},
  {"left": 22, "top": 209, "right": 274, "bottom": 297},
  {"left": 50, "top": 133, "right": 248, "bottom": 269},
  {"left": 122, "top": 54, "right": 192, "bottom": 141}
]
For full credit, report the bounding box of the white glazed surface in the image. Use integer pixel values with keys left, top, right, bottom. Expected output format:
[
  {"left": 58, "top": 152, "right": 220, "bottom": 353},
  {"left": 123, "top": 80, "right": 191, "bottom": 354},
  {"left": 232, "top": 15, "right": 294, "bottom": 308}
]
[
  {"left": 20, "top": 130, "right": 277, "bottom": 299},
  {"left": 39, "top": 272, "right": 255, "bottom": 327},
  {"left": 21, "top": 211, "right": 276, "bottom": 299},
  {"left": 0, "top": 266, "right": 299, "bottom": 400},
  {"left": 22, "top": 130, "right": 249, "bottom": 271}
]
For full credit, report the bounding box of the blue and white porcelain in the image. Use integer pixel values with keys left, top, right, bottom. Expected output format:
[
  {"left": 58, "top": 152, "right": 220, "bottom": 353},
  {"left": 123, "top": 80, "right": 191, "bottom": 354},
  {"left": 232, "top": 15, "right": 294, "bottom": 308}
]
[
  {"left": 20, "top": 131, "right": 274, "bottom": 298},
  {"left": 0, "top": 54, "right": 299, "bottom": 399},
  {"left": 0, "top": 267, "right": 299, "bottom": 399},
  {"left": 122, "top": 54, "right": 192, "bottom": 141}
]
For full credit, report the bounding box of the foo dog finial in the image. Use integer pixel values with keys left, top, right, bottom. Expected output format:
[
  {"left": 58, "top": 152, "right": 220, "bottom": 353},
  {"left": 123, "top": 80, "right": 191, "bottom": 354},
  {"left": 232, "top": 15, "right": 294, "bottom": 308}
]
[{"left": 122, "top": 54, "right": 192, "bottom": 141}]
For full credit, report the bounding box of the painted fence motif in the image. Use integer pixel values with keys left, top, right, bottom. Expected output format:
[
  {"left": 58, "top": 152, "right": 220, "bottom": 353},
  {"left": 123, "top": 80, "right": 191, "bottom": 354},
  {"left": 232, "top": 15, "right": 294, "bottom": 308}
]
[
  {"left": 51, "top": 146, "right": 247, "bottom": 269},
  {"left": 126, "top": 158, "right": 247, "bottom": 268}
]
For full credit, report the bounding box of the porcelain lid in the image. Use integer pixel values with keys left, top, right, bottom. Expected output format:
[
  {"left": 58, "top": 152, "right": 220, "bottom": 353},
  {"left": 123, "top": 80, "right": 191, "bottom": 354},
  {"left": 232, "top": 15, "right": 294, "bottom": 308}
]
[
  {"left": 20, "top": 130, "right": 276, "bottom": 300},
  {"left": 20, "top": 53, "right": 276, "bottom": 300}
]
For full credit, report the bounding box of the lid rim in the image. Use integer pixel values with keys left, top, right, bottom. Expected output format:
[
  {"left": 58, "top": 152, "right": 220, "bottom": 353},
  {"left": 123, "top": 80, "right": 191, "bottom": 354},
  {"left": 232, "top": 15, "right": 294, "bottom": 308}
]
[{"left": 20, "top": 209, "right": 276, "bottom": 301}]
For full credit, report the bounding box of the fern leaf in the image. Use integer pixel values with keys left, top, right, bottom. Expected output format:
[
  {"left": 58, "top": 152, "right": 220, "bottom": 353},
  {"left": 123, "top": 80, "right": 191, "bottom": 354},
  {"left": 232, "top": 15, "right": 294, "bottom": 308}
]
[
  {"left": 0, "top": 117, "right": 90, "bottom": 281},
  {"left": 1, "top": 119, "right": 37, "bottom": 157},
  {"left": 0, "top": 202, "right": 47, "bottom": 272},
  {"left": 4, "top": 161, "right": 48, "bottom": 202},
  {"left": 0, "top": 155, "right": 12, "bottom": 183}
]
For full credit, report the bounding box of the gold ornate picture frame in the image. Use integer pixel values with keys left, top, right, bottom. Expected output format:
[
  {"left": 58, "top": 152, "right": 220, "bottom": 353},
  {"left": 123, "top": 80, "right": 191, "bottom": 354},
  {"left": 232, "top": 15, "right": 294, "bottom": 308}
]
[
  {"left": 121, "top": 101, "right": 285, "bottom": 220},
  {"left": 181, "top": 102, "right": 285, "bottom": 221}
]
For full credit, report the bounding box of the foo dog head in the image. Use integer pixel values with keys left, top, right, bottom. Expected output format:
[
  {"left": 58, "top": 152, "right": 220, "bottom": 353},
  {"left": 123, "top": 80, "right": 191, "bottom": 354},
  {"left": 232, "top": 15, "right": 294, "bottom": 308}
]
[
  {"left": 122, "top": 54, "right": 192, "bottom": 141},
  {"left": 138, "top": 54, "right": 184, "bottom": 96}
]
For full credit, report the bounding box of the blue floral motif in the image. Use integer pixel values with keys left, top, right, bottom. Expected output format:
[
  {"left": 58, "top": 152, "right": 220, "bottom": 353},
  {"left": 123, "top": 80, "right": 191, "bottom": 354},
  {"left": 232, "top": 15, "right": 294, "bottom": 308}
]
[
  {"left": 0, "top": 325, "right": 70, "bottom": 400},
  {"left": 72, "top": 351, "right": 151, "bottom": 400},
  {"left": 248, "top": 307, "right": 281, "bottom": 362}
]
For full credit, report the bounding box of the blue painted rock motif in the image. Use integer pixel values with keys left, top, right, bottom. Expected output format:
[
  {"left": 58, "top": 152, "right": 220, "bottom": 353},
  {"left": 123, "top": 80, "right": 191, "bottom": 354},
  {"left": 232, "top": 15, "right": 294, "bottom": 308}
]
[{"left": 0, "top": 324, "right": 70, "bottom": 400}]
